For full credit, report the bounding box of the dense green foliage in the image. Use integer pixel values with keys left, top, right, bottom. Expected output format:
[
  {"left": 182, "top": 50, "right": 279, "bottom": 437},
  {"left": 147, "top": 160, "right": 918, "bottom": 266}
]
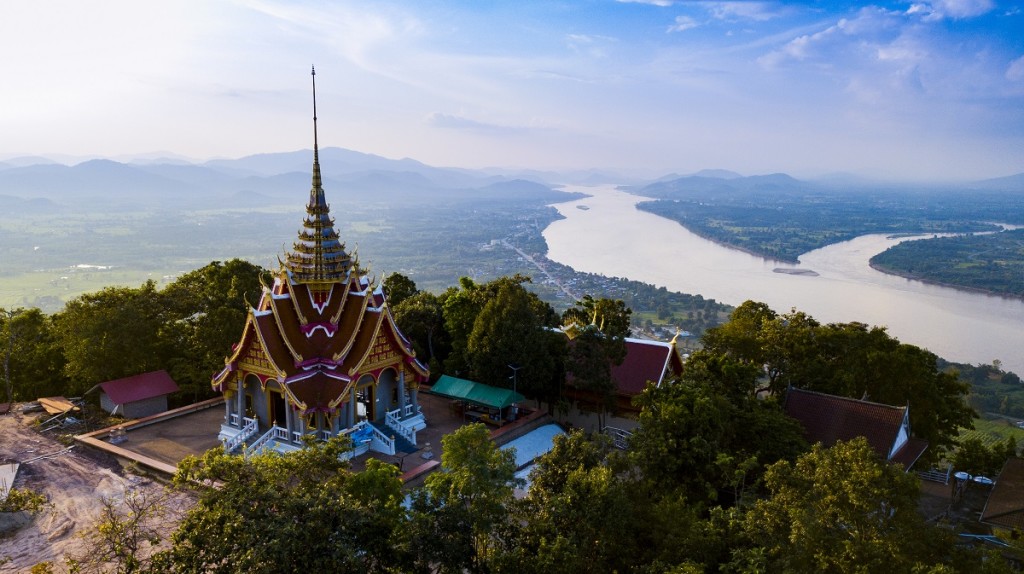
[
  {"left": 152, "top": 437, "right": 412, "bottom": 573},
  {"left": 701, "top": 301, "right": 976, "bottom": 461},
  {"left": 389, "top": 274, "right": 568, "bottom": 404},
  {"left": 871, "top": 229, "right": 1024, "bottom": 298},
  {"left": 1, "top": 307, "right": 63, "bottom": 403},
  {"left": 561, "top": 295, "right": 631, "bottom": 427},
  {"left": 738, "top": 438, "right": 986, "bottom": 573},
  {"left": 634, "top": 179, "right": 1021, "bottom": 263},
  {"left": 0, "top": 259, "right": 263, "bottom": 403},
  {"left": 41, "top": 295, "right": 1019, "bottom": 573},
  {"left": 942, "top": 359, "right": 1024, "bottom": 420}
]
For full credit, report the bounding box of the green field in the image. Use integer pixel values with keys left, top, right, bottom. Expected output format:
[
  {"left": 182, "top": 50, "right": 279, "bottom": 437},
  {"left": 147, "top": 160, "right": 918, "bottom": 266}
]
[{"left": 959, "top": 416, "right": 1024, "bottom": 447}]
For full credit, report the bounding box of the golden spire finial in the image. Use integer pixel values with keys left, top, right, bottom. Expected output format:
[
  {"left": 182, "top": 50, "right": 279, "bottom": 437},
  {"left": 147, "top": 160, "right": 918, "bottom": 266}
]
[{"left": 312, "top": 66, "right": 319, "bottom": 155}]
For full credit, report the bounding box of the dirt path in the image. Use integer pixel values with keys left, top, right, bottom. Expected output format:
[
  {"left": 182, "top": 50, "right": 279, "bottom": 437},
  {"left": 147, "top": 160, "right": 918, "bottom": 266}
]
[{"left": 0, "top": 411, "right": 192, "bottom": 572}]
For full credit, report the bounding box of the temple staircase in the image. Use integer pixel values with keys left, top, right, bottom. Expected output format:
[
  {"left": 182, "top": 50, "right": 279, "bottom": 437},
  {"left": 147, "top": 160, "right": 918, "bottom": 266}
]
[
  {"left": 222, "top": 417, "right": 259, "bottom": 453},
  {"left": 370, "top": 420, "right": 417, "bottom": 454}
]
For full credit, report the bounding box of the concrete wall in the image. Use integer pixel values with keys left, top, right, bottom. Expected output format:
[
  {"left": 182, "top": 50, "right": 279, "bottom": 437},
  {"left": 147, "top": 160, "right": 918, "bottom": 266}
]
[{"left": 100, "top": 393, "right": 169, "bottom": 419}]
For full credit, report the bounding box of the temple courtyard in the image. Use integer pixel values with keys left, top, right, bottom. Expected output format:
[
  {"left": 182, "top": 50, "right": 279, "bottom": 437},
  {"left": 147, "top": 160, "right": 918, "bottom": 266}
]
[{"left": 72, "top": 390, "right": 548, "bottom": 480}]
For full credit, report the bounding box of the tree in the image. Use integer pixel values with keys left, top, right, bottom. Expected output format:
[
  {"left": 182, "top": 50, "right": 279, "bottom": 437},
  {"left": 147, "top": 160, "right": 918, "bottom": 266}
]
[
  {"left": 393, "top": 291, "right": 448, "bottom": 368},
  {"left": 741, "top": 438, "right": 952, "bottom": 573},
  {"left": 630, "top": 352, "right": 806, "bottom": 505},
  {"left": 52, "top": 282, "right": 171, "bottom": 393},
  {"left": 442, "top": 275, "right": 559, "bottom": 377},
  {"left": 464, "top": 280, "right": 563, "bottom": 402},
  {"left": 153, "top": 437, "right": 411, "bottom": 573},
  {"left": 67, "top": 488, "right": 171, "bottom": 574},
  {"left": 497, "top": 431, "right": 635, "bottom": 573},
  {"left": 382, "top": 272, "right": 419, "bottom": 308},
  {"left": 561, "top": 295, "right": 632, "bottom": 340},
  {"left": 561, "top": 296, "right": 632, "bottom": 428},
  {"left": 950, "top": 436, "right": 1019, "bottom": 477},
  {"left": 161, "top": 260, "right": 265, "bottom": 403},
  {"left": 410, "top": 423, "right": 520, "bottom": 573},
  {"left": 564, "top": 326, "right": 616, "bottom": 428},
  {"left": 700, "top": 302, "right": 975, "bottom": 462},
  {"left": 1, "top": 307, "right": 64, "bottom": 403}
]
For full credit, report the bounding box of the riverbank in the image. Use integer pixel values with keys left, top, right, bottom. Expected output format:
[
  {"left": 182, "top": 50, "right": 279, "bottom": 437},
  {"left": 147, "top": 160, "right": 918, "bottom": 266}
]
[
  {"left": 543, "top": 184, "right": 1024, "bottom": 376},
  {"left": 868, "top": 261, "right": 1024, "bottom": 302}
]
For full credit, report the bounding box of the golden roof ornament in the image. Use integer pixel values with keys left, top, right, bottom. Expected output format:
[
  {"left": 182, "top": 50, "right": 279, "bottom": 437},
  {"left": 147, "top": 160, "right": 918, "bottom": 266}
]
[{"left": 282, "top": 66, "right": 353, "bottom": 289}]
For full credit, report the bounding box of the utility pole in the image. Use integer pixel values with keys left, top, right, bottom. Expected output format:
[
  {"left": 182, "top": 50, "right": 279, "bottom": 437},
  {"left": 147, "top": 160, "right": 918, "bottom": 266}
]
[{"left": 508, "top": 363, "right": 522, "bottom": 421}]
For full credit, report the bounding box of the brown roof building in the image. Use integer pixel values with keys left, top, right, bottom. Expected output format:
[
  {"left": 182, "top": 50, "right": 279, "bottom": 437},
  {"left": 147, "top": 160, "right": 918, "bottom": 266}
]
[
  {"left": 981, "top": 457, "right": 1024, "bottom": 531},
  {"left": 783, "top": 387, "right": 928, "bottom": 470}
]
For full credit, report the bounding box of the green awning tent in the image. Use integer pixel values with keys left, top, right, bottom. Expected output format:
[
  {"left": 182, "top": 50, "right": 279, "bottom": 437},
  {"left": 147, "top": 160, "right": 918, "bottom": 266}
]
[{"left": 429, "top": 375, "right": 525, "bottom": 410}]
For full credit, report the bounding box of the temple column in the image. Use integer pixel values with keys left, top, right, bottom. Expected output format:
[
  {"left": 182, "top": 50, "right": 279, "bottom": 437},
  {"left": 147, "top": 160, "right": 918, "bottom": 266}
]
[
  {"left": 398, "top": 370, "right": 407, "bottom": 417},
  {"left": 348, "top": 391, "right": 357, "bottom": 428},
  {"left": 224, "top": 394, "right": 232, "bottom": 423},
  {"left": 237, "top": 378, "right": 245, "bottom": 422},
  {"left": 285, "top": 401, "right": 294, "bottom": 438},
  {"left": 410, "top": 385, "right": 419, "bottom": 413}
]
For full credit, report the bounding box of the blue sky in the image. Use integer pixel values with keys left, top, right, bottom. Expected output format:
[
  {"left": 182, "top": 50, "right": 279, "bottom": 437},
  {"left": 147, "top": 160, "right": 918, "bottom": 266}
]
[{"left": 2, "top": 0, "right": 1022, "bottom": 180}]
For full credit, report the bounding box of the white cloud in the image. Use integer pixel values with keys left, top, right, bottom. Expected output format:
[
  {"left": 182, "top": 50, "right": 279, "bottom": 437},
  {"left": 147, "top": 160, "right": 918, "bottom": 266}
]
[
  {"left": 757, "top": 21, "right": 843, "bottom": 68},
  {"left": 706, "top": 2, "right": 780, "bottom": 22},
  {"left": 667, "top": 16, "right": 699, "bottom": 33},
  {"left": 906, "top": 0, "right": 994, "bottom": 20},
  {"left": 566, "top": 34, "right": 618, "bottom": 58},
  {"left": 1007, "top": 55, "right": 1024, "bottom": 82},
  {"left": 616, "top": 0, "right": 675, "bottom": 6},
  {"left": 757, "top": 8, "right": 898, "bottom": 69}
]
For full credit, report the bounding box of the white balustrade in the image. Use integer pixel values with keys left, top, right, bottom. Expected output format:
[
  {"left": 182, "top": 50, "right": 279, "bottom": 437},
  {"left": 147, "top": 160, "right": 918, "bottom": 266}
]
[
  {"left": 223, "top": 417, "right": 258, "bottom": 453},
  {"left": 385, "top": 408, "right": 417, "bottom": 446},
  {"left": 603, "top": 426, "right": 634, "bottom": 450}
]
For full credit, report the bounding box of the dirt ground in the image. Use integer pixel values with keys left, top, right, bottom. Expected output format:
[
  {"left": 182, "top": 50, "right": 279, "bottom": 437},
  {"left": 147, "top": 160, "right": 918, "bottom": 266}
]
[{"left": 0, "top": 410, "right": 194, "bottom": 572}]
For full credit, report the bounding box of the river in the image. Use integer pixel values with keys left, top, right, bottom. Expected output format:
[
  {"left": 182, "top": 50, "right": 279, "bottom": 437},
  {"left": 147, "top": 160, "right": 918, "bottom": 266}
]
[{"left": 543, "top": 185, "right": 1024, "bottom": 375}]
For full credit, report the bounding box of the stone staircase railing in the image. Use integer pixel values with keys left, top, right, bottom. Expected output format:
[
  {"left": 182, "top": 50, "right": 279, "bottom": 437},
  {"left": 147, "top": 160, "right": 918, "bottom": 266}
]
[
  {"left": 223, "top": 417, "right": 258, "bottom": 453},
  {"left": 246, "top": 425, "right": 289, "bottom": 457},
  {"left": 386, "top": 408, "right": 417, "bottom": 446}
]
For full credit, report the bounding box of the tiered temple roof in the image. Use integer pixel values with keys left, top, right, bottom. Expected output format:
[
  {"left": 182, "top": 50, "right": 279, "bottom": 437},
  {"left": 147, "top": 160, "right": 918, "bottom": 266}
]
[{"left": 213, "top": 67, "right": 428, "bottom": 416}]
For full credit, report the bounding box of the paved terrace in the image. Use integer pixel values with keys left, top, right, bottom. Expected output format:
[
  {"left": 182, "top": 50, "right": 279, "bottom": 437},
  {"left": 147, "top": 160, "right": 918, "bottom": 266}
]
[{"left": 75, "top": 391, "right": 550, "bottom": 484}]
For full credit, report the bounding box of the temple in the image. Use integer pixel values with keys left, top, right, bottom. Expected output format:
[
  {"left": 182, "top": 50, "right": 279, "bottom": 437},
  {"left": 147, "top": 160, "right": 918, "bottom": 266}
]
[{"left": 213, "top": 68, "right": 430, "bottom": 457}]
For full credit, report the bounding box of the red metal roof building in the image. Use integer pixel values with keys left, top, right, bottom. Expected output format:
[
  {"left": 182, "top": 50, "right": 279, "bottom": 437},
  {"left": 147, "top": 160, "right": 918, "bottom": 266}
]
[
  {"left": 563, "top": 331, "right": 686, "bottom": 431},
  {"left": 783, "top": 387, "right": 929, "bottom": 470},
  {"left": 96, "top": 370, "right": 179, "bottom": 419},
  {"left": 212, "top": 70, "right": 429, "bottom": 456}
]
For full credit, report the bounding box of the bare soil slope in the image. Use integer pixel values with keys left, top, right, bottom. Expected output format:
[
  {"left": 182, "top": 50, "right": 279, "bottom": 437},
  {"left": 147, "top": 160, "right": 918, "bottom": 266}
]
[{"left": 0, "top": 411, "right": 191, "bottom": 572}]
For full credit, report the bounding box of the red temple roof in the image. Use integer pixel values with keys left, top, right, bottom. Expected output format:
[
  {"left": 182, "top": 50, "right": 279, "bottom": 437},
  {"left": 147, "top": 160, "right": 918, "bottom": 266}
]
[
  {"left": 611, "top": 338, "right": 682, "bottom": 395},
  {"left": 783, "top": 387, "right": 927, "bottom": 467},
  {"left": 212, "top": 72, "right": 429, "bottom": 413}
]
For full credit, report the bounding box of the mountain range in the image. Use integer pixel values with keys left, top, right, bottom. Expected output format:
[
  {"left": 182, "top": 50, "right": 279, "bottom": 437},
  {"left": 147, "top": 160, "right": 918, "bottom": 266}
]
[{"left": 0, "top": 148, "right": 1021, "bottom": 214}]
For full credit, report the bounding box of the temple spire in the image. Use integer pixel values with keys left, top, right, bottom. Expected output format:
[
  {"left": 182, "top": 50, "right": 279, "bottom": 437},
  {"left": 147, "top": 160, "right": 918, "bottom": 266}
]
[
  {"left": 282, "top": 67, "right": 352, "bottom": 288},
  {"left": 310, "top": 66, "right": 323, "bottom": 204}
]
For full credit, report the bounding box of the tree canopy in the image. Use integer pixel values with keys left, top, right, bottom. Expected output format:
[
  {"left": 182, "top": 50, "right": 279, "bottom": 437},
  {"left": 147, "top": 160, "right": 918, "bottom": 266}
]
[
  {"left": 701, "top": 301, "right": 975, "bottom": 460},
  {"left": 153, "top": 437, "right": 411, "bottom": 573}
]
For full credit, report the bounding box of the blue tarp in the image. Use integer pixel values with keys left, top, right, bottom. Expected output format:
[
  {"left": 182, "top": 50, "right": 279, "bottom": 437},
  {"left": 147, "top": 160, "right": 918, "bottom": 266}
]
[{"left": 350, "top": 425, "right": 373, "bottom": 444}]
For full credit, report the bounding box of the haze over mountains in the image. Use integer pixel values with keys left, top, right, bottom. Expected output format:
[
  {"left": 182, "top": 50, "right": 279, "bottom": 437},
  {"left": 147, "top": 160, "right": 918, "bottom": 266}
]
[{"left": 1, "top": 149, "right": 1022, "bottom": 215}]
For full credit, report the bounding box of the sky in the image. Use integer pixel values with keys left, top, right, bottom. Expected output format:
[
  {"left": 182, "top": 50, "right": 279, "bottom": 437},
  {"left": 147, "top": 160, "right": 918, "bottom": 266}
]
[{"left": 1, "top": 0, "right": 1022, "bottom": 181}]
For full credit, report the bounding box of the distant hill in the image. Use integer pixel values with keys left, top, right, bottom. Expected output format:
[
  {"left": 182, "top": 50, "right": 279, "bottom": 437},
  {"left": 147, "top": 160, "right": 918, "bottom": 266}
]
[
  {"left": 633, "top": 172, "right": 806, "bottom": 199},
  {"left": 971, "top": 172, "right": 1024, "bottom": 191},
  {"left": 0, "top": 148, "right": 584, "bottom": 211},
  {"left": 691, "top": 169, "right": 743, "bottom": 180},
  {"left": 0, "top": 156, "right": 61, "bottom": 169}
]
